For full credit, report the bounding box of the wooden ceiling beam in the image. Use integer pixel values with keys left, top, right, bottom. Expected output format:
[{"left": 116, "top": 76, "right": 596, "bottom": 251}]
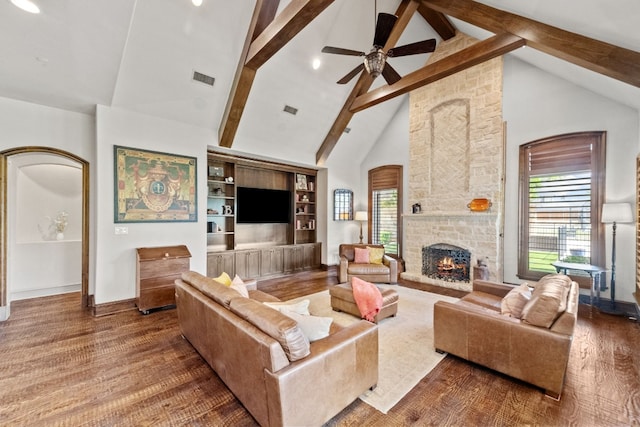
[
  {"left": 421, "top": 0, "right": 640, "bottom": 88},
  {"left": 350, "top": 33, "right": 525, "bottom": 113},
  {"left": 219, "top": 0, "right": 334, "bottom": 148},
  {"left": 417, "top": 4, "right": 456, "bottom": 40},
  {"left": 315, "top": 0, "right": 419, "bottom": 165}
]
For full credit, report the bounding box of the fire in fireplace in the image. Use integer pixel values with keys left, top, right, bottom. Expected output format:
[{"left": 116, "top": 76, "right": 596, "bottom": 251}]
[{"left": 422, "top": 243, "right": 471, "bottom": 282}]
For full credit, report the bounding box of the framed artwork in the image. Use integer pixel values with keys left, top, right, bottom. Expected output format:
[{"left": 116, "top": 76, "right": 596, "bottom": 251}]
[
  {"left": 296, "top": 173, "right": 308, "bottom": 190},
  {"left": 114, "top": 145, "right": 197, "bottom": 222}
]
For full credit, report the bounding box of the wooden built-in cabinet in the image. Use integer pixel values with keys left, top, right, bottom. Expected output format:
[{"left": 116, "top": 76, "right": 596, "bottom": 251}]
[
  {"left": 136, "top": 245, "right": 191, "bottom": 314},
  {"left": 206, "top": 152, "right": 321, "bottom": 280},
  {"left": 207, "top": 243, "right": 321, "bottom": 280}
]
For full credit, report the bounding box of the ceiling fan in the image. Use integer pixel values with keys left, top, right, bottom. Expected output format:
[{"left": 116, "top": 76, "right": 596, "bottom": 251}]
[{"left": 321, "top": 12, "right": 436, "bottom": 85}]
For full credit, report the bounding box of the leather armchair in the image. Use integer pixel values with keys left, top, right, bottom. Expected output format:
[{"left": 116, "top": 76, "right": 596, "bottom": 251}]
[{"left": 338, "top": 243, "right": 398, "bottom": 284}]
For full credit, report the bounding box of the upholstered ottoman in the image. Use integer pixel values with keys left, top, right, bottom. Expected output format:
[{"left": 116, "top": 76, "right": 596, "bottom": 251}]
[{"left": 329, "top": 283, "right": 398, "bottom": 323}]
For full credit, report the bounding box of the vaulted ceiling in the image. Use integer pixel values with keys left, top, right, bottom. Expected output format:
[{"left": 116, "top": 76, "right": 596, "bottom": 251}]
[{"left": 1, "top": 0, "right": 639, "bottom": 167}]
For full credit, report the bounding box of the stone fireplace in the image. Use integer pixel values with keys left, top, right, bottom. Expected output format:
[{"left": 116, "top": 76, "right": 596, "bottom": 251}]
[{"left": 401, "top": 33, "right": 504, "bottom": 292}]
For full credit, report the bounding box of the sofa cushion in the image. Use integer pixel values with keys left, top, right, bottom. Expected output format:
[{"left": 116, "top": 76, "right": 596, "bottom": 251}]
[
  {"left": 367, "top": 246, "right": 384, "bottom": 264},
  {"left": 229, "top": 297, "right": 310, "bottom": 362},
  {"left": 521, "top": 275, "right": 570, "bottom": 328},
  {"left": 347, "top": 264, "right": 390, "bottom": 275},
  {"left": 500, "top": 283, "right": 532, "bottom": 318},
  {"left": 354, "top": 247, "right": 370, "bottom": 263},
  {"left": 461, "top": 291, "right": 503, "bottom": 312},
  {"left": 181, "top": 271, "right": 239, "bottom": 308},
  {"left": 281, "top": 309, "right": 333, "bottom": 342},
  {"left": 263, "top": 299, "right": 311, "bottom": 315}
]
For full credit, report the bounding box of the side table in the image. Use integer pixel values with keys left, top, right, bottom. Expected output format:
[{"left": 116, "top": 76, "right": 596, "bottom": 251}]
[{"left": 552, "top": 261, "right": 606, "bottom": 307}]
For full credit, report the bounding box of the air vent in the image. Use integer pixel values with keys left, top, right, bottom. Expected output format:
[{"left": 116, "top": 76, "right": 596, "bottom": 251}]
[
  {"left": 283, "top": 105, "right": 298, "bottom": 115},
  {"left": 192, "top": 70, "right": 215, "bottom": 86},
  {"left": 344, "top": 127, "right": 351, "bottom": 134}
]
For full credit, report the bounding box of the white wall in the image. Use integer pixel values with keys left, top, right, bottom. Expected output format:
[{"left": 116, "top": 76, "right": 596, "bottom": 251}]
[
  {"left": 362, "top": 58, "right": 640, "bottom": 303},
  {"left": 94, "top": 106, "right": 211, "bottom": 304}
]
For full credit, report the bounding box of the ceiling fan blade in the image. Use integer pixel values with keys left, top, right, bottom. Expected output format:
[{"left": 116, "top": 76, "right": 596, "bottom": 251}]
[
  {"left": 373, "top": 13, "right": 397, "bottom": 48},
  {"left": 381, "top": 62, "right": 401, "bottom": 85},
  {"left": 337, "top": 63, "right": 365, "bottom": 84},
  {"left": 387, "top": 39, "right": 437, "bottom": 57},
  {"left": 322, "top": 46, "right": 366, "bottom": 56}
]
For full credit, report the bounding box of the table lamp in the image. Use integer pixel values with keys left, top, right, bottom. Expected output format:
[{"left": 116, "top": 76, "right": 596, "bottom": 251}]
[
  {"left": 355, "top": 211, "right": 368, "bottom": 244},
  {"left": 601, "top": 202, "right": 633, "bottom": 314}
]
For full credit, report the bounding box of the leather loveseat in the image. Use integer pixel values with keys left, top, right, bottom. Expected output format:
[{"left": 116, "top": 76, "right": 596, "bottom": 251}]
[
  {"left": 175, "top": 271, "right": 378, "bottom": 427},
  {"left": 338, "top": 243, "right": 398, "bottom": 284},
  {"left": 433, "top": 274, "right": 579, "bottom": 399}
]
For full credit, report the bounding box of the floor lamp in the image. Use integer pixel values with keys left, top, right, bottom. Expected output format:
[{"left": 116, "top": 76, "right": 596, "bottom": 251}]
[
  {"left": 600, "top": 202, "right": 633, "bottom": 315},
  {"left": 355, "top": 211, "right": 368, "bottom": 244}
]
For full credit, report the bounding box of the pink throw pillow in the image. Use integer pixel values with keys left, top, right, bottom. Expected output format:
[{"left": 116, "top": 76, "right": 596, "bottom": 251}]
[{"left": 354, "top": 247, "right": 370, "bottom": 263}]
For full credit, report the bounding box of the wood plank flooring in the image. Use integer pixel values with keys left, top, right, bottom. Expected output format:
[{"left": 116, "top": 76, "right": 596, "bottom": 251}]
[{"left": 1, "top": 268, "right": 639, "bottom": 426}]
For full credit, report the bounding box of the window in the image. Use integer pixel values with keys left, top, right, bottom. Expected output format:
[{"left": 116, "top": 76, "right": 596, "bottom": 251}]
[
  {"left": 368, "top": 165, "right": 403, "bottom": 256},
  {"left": 518, "top": 132, "right": 606, "bottom": 285},
  {"left": 333, "top": 189, "right": 353, "bottom": 221}
]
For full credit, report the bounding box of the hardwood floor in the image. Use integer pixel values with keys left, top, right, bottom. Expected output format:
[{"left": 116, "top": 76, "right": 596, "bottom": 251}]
[{"left": 1, "top": 269, "right": 638, "bottom": 426}]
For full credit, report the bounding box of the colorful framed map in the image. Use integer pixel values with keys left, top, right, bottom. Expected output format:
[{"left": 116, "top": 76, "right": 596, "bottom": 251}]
[{"left": 114, "top": 145, "right": 197, "bottom": 222}]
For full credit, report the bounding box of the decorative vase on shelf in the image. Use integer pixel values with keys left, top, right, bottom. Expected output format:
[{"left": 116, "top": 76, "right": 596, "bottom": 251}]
[{"left": 56, "top": 232, "right": 64, "bottom": 241}]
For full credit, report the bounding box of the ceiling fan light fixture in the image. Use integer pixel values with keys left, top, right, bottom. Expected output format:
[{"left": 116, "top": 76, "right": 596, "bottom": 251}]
[
  {"left": 10, "top": 0, "right": 40, "bottom": 13},
  {"left": 364, "top": 49, "right": 386, "bottom": 78}
]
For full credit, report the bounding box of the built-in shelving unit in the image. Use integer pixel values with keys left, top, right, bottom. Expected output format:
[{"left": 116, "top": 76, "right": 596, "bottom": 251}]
[
  {"left": 636, "top": 155, "right": 640, "bottom": 307},
  {"left": 206, "top": 152, "right": 321, "bottom": 279},
  {"left": 206, "top": 159, "right": 235, "bottom": 251},
  {"left": 295, "top": 173, "right": 316, "bottom": 244}
]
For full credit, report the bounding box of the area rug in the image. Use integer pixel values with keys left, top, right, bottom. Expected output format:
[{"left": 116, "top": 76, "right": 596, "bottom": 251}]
[{"left": 286, "top": 285, "right": 459, "bottom": 414}]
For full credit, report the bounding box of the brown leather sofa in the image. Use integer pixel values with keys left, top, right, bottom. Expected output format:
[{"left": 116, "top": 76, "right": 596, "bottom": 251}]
[
  {"left": 338, "top": 243, "right": 398, "bottom": 284},
  {"left": 434, "top": 274, "right": 579, "bottom": 399},
  {"left": 175, "top": 271, "right": 379, "bottom": 427}
]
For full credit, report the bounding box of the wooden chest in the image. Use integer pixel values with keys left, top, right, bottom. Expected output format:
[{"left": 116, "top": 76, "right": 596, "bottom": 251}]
[{"left": 136, "top": 245, "right": 191, "bottom": 314}]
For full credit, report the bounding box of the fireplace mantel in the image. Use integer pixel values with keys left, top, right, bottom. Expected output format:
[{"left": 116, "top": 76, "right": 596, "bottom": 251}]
[{"left": 403, "top": 212, "right": 498, "bottom": 220}]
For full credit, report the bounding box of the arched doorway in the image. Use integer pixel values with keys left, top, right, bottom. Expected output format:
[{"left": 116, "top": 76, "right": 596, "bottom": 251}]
[{"left": 0, "top": 147, "right": 89, "bottom": 320}]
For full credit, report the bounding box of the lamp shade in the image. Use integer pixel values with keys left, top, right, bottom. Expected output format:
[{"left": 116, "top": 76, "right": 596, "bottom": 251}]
[
  {"left": 601, "top": 203, "right": 633, "bottom": 224},
  {"left": 354, "top": 211, "right": 368, "bottom": 221}
]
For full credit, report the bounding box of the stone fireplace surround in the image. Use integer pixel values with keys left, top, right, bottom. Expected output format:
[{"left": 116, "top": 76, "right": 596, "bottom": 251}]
[{"left": 400, "top": 33, "right": 504, "bottom": 292}]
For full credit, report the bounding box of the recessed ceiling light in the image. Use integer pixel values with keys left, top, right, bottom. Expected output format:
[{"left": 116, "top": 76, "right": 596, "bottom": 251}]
[
  {"left": 10, "top": 0, "right": 40, "bottom": 14},
  {"left": 192, "top": 0, "right": 202, "bottom": 6},
  {"left": 312, "top": 58, "right": 321, "bottom": 70}
]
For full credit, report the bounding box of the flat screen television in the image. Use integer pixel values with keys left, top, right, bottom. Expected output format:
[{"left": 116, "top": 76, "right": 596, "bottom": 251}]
[{"left": 236, "top": 187, "right": 291, "bottom": 224}]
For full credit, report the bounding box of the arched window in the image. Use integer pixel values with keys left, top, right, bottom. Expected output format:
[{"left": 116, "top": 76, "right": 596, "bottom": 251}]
[
  {"left": 368, "top": 165, "right": 403, "bottom": 256},
  {"left": 518, "top": 131, "right": 606, "bottom": 287}
]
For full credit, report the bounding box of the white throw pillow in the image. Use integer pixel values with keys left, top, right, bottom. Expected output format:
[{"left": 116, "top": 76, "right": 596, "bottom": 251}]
[
  {"left": 229, "top": 275, "right": 249, "bottom": 298},
  {"left": 500, "top": 283, "right": 531, "bottom": 318},
  {"left": 263, "top": 299, "right": 310, "bottom": 315},
  {"left": 280, "top": 309, "right": 333, "bottom": 342}
]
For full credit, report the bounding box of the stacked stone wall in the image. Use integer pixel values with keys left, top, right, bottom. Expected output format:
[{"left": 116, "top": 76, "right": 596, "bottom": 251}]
[{"left": 402, "top": 33, "right": 504, "bottom": 290}]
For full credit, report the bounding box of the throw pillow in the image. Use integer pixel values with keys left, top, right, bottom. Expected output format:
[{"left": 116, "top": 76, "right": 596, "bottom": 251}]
[
  {"left": 500, "top": 283, "right": 531, "bottom": 318},
  {"left": 367, "top": 246, "right": 385, "bottom": 264},
  {"left": 521, "top": 279, "right": 569, "bottom": 328},
  {"left": 230, "top": 298, "right": 310, "bottom": 362},
  {"left": 263, "top": 299, "right": 311, "bottom": 315},
  {"left": 354, "top": 247, "right": 370, "bottom": 263},
  {"left": 214, "top": 271, "right": 232, "bottom": 287},
  {"left": 229, "top": 274, "right": 249, "bottom": 298},
  {"left": 281, "top": 309, "right": 333, "bottom": 342}
]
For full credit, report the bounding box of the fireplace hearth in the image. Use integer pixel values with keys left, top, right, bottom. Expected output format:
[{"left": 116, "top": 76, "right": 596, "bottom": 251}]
[{"left": 422, "top": 243, "right": 471, "bottom": 282}]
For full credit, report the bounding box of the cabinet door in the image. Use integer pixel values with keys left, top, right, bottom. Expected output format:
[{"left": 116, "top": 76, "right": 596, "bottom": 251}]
[
  {"left": 207, "top": 252, "right": 236, "bottom": 277},
  {"left": 261, "top": 247, "right": 284, "bottom": 277},
  {"left": 302, "top": 243, "right": 321, "bottom": 269},
  {"left": 235, "top": 250, "right": 261, "bottom": 279},
  {"left": 283, "top": 246, "right": 304, "bottom": 273}
]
